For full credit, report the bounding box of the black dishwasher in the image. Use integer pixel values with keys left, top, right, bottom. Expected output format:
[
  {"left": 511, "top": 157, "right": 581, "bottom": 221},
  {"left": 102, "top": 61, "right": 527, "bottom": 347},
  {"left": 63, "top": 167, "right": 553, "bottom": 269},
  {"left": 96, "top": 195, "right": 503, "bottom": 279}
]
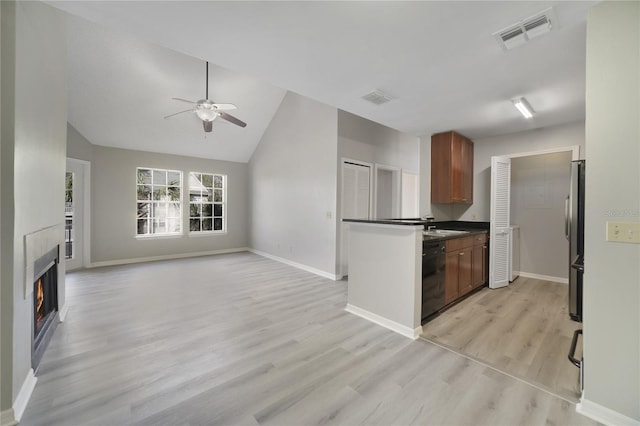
[{"left": 421, "top": 240, "right": 447, "bottom": 321}]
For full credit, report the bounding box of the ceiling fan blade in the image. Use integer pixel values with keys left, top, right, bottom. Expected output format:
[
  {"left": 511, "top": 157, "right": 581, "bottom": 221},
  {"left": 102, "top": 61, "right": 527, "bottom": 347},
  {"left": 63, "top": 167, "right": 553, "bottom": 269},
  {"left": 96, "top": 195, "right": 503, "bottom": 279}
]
[
  {"left": 203, "top": 120, "right": 213, "bottom": 132},
  {"left": 219, "top": 112, "right": 247, "bottom": 128},
  {"left": 164, "top": 109, "right": 193, "bottom": 119},
  {"left": 172, "top": 97, "right": 196, "bottom": 104},
  {"left": 211, "top": 103, "right": 237, "bottom": 111}
]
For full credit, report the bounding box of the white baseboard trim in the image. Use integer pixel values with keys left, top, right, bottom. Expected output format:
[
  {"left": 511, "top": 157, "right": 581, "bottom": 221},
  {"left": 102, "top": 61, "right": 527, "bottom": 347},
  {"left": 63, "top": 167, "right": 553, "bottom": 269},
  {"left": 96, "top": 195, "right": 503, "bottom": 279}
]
[
  {"left": 59, "top": 303, "right": 69, "bottom": 322},
  {"left": 345, "top": 304, "right": 421, "bottom": 340},
  {"left": 0, "top": 409, "right": 17, "bottom": 426},
  {"left": 249, "top": 249, "right": 340, "bottom": 281},
  {"left": 89, "top": 247, "right": 250, "bottom": 268},
  {"left": 577, "top": 398, "right": 640, "bottom": 426},
  {"left": 13, "top": 368, "right": 37, "bottom": 422},
  {"left": 518, "top": 272, "right": 568, "bottom": 284}
]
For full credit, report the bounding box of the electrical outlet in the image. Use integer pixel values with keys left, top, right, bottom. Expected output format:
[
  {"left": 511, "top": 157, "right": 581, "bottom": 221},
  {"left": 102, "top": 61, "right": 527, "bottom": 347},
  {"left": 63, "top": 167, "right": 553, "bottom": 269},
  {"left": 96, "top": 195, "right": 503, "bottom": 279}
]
[
  {"left": 471, "top": 213, "right": 477, "bottom": 220},
  {"left": 606, "top": 221, "right": 640, "bottom": 243},
  {"left": 326, "top": 211, "right": 332, "bottom": 219}
]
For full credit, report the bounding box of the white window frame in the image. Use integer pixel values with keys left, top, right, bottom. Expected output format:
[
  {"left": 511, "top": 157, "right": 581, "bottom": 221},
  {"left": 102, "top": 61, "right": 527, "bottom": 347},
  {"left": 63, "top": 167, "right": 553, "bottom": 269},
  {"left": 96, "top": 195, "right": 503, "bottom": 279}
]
[
  {"left": 188, "top": 172, "right": 227, "bottom": 234},
  {"left": 136, "top": 167, "right": 183, "bottom": 237}
]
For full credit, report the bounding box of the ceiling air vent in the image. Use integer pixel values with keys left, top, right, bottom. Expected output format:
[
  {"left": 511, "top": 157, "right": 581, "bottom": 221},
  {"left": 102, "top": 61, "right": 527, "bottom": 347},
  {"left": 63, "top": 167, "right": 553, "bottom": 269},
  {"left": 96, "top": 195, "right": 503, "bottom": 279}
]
[
  {"left": 494, "top": 7, "right": 557, "bottom": 51},
  {"left": 361, "top": 90, "right": 394, "bottom": 105}
]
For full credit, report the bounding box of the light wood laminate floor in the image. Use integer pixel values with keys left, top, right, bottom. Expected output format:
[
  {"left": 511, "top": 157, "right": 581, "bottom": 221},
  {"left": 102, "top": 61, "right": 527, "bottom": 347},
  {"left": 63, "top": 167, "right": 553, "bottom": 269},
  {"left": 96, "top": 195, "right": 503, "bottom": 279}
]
[
  {"left": 21, "top": 253, "right": 596, "bottom": 425},
  {"left": 422, "top": 276, "right": 583, "bottom": 402}
]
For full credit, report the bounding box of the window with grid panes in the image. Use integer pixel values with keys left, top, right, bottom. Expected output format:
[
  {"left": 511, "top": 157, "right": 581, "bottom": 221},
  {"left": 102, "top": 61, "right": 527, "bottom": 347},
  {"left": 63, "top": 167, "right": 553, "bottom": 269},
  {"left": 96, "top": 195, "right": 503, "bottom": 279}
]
[
  {"left": 189, "top": 172, "right": 225, "bottom": 233},
  {"left": 136, "top": 168, "right": 182, "bottom": 236}
]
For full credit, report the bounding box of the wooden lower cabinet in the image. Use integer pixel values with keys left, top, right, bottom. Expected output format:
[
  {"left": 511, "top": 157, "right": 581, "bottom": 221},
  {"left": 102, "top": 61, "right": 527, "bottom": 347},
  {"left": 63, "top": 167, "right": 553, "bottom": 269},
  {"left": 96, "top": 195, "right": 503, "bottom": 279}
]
[
  {"left": 445, "top": 232, "right": 488, "bottom": 305},
  {"left": 472, "top": 233, "right": 488, "bottom": 289},
  {"left": 457, "top": 247, "right": 473, "bottom": 296},
  {"left": 445, "top": 252, "right": 459, "bottom": 304}
]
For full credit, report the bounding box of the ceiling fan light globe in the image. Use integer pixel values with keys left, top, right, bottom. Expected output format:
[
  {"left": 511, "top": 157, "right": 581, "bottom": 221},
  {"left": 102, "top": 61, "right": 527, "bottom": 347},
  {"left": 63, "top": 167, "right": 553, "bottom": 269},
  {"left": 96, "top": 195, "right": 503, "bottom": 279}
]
[{"left": 195, "top": 108, "right": 218, "bottom": 121}]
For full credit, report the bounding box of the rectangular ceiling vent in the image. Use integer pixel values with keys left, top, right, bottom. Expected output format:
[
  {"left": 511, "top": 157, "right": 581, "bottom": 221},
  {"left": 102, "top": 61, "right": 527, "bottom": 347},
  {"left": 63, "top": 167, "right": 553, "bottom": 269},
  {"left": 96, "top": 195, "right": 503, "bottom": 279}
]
[
  {"left": 361, "top": 90, "right": 394, "bottom": 105},
  {"left": 494, "top": 7, "right": 557, "bottom": 51}
]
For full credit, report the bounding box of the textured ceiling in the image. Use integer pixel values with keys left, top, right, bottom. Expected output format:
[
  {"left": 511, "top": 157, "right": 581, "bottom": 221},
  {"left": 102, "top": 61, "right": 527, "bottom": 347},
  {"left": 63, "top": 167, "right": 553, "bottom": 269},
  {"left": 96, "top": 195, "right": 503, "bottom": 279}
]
[{"left": 52, "top": 1, "right": 597, "bottom": 162}]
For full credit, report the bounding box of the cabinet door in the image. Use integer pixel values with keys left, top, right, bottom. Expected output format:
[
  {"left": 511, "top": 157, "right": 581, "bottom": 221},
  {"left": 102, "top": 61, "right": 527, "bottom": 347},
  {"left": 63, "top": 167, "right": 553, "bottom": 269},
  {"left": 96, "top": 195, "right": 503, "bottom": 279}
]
[
  {"left": 450, "top": 133, "right": 465, "bottom": 202},
  {"left": 451, "top": 135, "right": 473, "bottom": 204},
  {"left": 472, "top": 244, "right": 484, "bottom": 288},
  {"left": 430, "top": 132, "right": 452, "bottom": 203},
  {"left": 445, "top": 251, "right": 459, "bottom": 304},
  {"left": 464, "top": 138, "right": 474, "bottom": 202},
  {"left": 457, "top": 247, "right": 473, "bottom": 296}
]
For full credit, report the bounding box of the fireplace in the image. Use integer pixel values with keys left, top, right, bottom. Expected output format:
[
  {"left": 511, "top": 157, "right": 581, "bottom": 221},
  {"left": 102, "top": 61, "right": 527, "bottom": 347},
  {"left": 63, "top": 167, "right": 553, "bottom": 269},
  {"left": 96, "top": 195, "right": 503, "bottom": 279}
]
[{"left": 32, "top": 246, "right": 59, "bottom": 370}]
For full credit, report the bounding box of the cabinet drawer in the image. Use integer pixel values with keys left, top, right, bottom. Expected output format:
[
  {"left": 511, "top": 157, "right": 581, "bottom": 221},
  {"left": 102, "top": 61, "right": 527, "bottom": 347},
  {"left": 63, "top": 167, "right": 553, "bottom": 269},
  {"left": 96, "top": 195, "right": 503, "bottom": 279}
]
[
  {"left": 446, "top": 236, "right": 475, "bottom": 252},
  {"left": 472, "top": 233, "right": 487, "bottom": 245}
]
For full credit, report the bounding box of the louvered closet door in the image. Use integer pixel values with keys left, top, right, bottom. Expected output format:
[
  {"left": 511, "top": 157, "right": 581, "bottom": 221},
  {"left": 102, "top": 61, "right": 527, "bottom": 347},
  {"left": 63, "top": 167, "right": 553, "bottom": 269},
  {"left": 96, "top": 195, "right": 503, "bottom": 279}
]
[{"left": 490, "top": 156, "right": 511, "bottom": 289}]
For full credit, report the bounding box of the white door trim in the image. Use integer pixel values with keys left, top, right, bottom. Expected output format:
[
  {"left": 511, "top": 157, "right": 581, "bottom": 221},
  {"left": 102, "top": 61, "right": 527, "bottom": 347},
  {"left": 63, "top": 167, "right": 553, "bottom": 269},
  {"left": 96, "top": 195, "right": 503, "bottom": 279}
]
[{"left": 504, "top": 145, "right": 580, "bottom": 161}]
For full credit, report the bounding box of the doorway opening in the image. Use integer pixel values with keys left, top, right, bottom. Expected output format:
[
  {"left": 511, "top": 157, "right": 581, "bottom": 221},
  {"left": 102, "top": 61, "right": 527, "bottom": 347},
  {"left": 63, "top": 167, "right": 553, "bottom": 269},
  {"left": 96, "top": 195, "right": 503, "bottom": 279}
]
[
  {"left": 339, "top": 159, "right": 373, "bottom": 277},
  {"left": 66, "top": 158, "right": 90, "bottom": 270},
  {"left": 373, "top": 164, "right": 401, "bottom": 219}
]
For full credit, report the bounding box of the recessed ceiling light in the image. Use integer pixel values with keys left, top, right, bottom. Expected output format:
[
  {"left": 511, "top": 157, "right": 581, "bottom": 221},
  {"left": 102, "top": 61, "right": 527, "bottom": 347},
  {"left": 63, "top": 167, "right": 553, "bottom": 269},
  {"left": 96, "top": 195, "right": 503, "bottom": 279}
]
[{"left": 512, "top": 97, "right": 534, "bottom": 119}]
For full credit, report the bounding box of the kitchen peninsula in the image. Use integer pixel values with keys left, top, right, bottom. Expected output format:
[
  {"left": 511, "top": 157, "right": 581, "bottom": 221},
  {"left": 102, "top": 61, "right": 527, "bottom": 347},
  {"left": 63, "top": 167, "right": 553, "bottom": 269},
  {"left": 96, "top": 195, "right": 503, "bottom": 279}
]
[{"left": 343, "top": 219, "right": 489, "bottom": 339}]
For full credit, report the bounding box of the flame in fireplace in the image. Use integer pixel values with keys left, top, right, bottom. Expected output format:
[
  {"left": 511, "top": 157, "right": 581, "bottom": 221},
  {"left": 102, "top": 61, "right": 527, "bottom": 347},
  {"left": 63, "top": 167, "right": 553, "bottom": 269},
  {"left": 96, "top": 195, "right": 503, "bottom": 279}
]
[{"left": 36, "top": 278, "right": 44, "bottom": 328}]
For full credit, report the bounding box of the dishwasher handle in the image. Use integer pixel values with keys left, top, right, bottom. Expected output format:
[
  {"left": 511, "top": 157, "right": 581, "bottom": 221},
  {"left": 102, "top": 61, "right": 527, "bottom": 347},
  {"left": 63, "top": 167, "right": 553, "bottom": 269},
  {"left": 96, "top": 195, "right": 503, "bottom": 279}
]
[{"left": 568, "top": 329, "right": 583, "bottom": 368}]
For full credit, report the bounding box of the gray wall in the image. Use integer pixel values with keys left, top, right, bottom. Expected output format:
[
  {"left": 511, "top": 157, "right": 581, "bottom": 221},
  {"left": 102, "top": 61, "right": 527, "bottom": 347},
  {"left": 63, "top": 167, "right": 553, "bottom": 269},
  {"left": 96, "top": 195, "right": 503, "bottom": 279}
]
[
  {"left": 420, "top": 121, "right": 585, "bottom": 221},
  {"left": 511, "top": 152, "right": 572, "bottom": 280},
  {"left": 583, "top": 1, "right": 639, "bottom": 421},
  {"left": 0, "top": 0, "right": 67, "bottom": 409},
  {"left": 249, "top": 92, "right": 338, "bottom": 275},
  {"left": 338, "top": 110, "right": 420, "bottom": 173},
  {"left": 89, "top": 145, "right": 249, "bottom": 264},
  {"left": 66, "top": 122, "right": 93, "bottom": 162},
  {"left": 0, "top": 0, "right": 15, "bottom": 412}
]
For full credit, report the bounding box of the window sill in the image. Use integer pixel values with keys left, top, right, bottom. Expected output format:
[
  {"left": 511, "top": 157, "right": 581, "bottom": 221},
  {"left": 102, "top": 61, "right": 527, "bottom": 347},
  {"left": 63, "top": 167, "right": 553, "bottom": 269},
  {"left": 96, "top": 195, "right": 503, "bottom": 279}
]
[
  {"left": 188, "top": 231, "right": 227, "bottom": 238},
  {"left": 135, "top": 233, "right": 183, "bottom": 240}
]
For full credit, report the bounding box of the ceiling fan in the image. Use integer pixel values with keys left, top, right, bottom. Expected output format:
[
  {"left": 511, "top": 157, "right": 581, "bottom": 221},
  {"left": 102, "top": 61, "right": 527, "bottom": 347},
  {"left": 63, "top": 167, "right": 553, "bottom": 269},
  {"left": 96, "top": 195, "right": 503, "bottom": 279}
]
[{"left": 164, "top": 61, "right": 247, "bottom": 133}]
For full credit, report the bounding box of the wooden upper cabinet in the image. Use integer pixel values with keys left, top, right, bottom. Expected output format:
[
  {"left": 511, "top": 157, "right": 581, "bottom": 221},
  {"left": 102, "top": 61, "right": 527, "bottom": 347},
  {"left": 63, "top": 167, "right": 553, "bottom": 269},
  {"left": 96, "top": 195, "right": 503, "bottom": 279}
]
[{"left": 431, "top": 131, "right": 474, "bottom": 204}]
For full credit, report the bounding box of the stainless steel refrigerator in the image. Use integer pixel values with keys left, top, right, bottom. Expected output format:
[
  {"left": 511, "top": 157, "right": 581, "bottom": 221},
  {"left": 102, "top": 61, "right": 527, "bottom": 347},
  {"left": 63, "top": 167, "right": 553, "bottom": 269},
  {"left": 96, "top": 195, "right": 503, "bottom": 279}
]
[{"left": 566, "top": 160, "right": 585, "bottom": 322}]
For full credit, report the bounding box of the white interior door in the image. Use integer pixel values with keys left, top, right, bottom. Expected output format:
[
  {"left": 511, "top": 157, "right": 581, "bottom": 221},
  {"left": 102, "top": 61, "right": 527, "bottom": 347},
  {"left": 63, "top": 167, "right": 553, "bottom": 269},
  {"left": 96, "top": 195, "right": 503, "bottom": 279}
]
[
  {"left": 341, "top": 161, "right": 371, "bottom": 276},
  {"left": 490, "top": 156, "right": 511, "bottom": 289},
  {"left": 401, "top": 172, "right": 419, "bottom": 218}
]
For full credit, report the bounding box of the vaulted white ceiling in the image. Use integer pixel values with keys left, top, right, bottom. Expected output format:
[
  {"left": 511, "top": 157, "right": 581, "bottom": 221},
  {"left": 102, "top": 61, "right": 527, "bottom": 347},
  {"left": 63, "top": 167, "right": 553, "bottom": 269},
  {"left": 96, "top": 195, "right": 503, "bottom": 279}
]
[{"left": 52, "top": 1, "right": 597, "bottom": 162}]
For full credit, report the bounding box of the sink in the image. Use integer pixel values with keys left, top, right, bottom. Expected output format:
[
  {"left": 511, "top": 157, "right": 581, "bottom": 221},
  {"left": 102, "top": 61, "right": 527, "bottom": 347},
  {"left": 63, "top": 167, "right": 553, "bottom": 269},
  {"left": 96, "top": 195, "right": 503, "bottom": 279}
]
[{"left": 423, "top": 229, "right": 469, "bottom": 237}]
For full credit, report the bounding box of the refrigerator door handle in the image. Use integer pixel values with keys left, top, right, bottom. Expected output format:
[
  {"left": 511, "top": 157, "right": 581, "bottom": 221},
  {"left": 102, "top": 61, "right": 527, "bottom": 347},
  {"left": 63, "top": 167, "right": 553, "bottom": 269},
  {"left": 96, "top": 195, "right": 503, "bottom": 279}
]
[
  {"left": 568, "top": 329, "right": 583, "bottom": 368},
  {"left": 565, "top": 196, "right": 570, "bottom": 240}
]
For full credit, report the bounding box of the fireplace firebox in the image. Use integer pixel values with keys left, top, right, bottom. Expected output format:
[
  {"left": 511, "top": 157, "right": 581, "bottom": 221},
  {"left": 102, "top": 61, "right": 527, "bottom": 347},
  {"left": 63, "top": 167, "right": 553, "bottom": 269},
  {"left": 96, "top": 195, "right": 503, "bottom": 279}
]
[{"left": 32, "top": 246, "right": 59, "bottom": 370}]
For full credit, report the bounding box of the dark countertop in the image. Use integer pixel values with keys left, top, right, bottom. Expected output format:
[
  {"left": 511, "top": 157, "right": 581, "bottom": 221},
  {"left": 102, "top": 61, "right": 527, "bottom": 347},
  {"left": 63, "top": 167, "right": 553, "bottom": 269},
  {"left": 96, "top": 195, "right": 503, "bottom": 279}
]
[
  {"left": 343, "top": 218, "right": 489, "bottom": 229},
  {"left": 343, "top": 218, "right": 430, "bottom": 226},
  {"left": 342, "top": 218, "right": 489, "bottom": 242}
]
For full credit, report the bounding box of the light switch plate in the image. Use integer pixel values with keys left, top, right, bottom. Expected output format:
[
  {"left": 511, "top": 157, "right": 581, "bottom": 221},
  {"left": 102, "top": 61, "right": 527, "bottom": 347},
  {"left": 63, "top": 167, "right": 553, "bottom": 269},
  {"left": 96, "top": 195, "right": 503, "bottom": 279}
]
[{"left": 606, "top": 221, "right": 640, "bottom": 243}]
